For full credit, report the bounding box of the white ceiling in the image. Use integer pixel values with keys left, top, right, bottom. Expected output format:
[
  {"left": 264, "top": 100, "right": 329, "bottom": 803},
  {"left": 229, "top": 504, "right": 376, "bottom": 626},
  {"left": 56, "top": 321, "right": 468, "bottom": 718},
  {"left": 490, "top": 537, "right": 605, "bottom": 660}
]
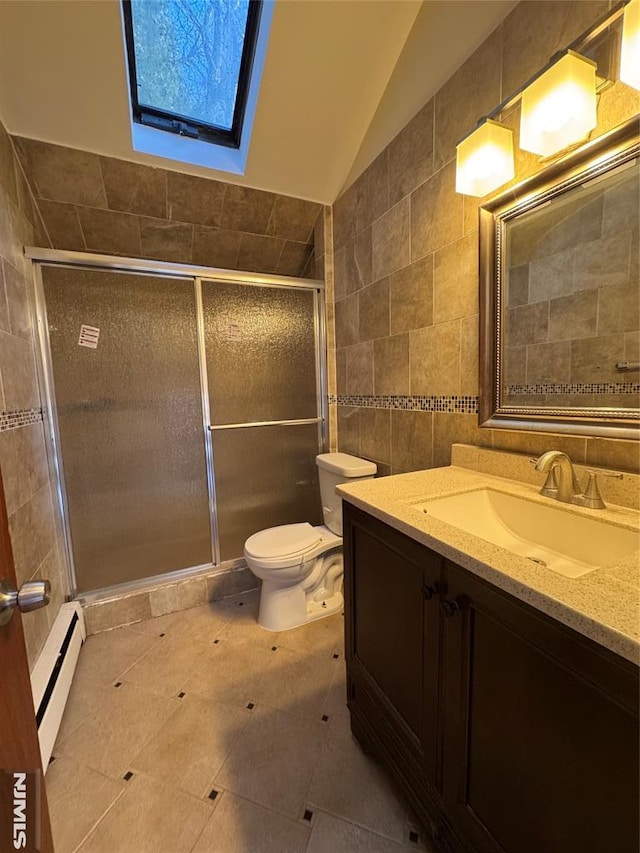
[{"left": 0, "top": 0, "right": 516, "bottom": 204}]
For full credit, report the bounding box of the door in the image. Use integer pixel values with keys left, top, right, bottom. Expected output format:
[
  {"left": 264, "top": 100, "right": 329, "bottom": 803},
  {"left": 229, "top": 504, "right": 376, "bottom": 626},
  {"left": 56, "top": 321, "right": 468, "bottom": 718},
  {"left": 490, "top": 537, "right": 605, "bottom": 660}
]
[
  {"left": 201, "top": 280, "right": 323, "bottom": 561},
  {"left": 441, "top": 562, "right": 640, "bottom": 853},
  {"left": 0, "top": 471, "right": 53, "bottom": 852},
  {"left": 41, "top": 266, "right": 212, "bottom": 593}
]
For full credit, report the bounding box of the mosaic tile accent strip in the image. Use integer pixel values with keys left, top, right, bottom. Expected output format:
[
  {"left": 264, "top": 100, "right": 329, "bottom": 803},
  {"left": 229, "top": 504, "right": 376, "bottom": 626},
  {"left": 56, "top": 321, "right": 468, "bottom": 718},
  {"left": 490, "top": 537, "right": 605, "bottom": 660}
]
[
  {"left": 507, "top": 383, "right": 640, "bottom": 396},
  {"left": 0, "top": 408, "right": 43, "bottom": 432},
  {"left": 331, "top": 395, "right": 479, "bottom": 414}
]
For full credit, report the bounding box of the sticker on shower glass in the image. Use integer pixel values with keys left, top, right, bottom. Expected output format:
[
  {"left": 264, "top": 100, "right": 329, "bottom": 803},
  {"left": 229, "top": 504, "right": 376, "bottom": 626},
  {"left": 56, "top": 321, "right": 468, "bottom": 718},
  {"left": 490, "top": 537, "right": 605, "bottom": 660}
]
[
  {"left": 78, "top": 325, "right": 100, "bottom": 349},
  {"left": 227, "top": 323, "right": 242, "bottom": 342}
]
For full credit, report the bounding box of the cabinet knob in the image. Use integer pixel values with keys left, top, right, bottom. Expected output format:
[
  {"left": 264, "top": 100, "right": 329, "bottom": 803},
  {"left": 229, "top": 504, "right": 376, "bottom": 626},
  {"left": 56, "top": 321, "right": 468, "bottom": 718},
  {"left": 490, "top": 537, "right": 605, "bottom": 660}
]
[
  {"left": 440, "top": 598, "right": 460, "bottom": 618},
  {"left": 421, "top": 583, "right": 435, "bottom": 600}
]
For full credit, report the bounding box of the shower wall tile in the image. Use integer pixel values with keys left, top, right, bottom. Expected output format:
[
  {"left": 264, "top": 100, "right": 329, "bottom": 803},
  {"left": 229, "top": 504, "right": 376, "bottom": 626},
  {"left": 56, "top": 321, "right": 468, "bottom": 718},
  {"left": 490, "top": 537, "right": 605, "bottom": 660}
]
[
  {"left": 37, "top": 200, "right": 85, "bottom": 251},
  {"left": 84, "top": 592, "right": 153, "bottom": 635},
  {"left": 207, "top": 567, "right": 259, "bottom": 602},
  {"left": 3, "top": 258, "right": 31, "bottom": 340},
  {"left": 8, "top": 483, "right": 56, "bottom": 588},
  {"left": 100, "top": 156, "right": 167, "bottom": 220},
  {"left": 0, "top": 421, "right": 49, "bottom": 515},
  {"left": 167, "top": 171, "right": 224, "bottom": 228},
  {"left": 149, "top": 577, "right": 208, "bottom": 618},
  {"left": 14, "top": 137, "right": 318, "bottom": 277}
]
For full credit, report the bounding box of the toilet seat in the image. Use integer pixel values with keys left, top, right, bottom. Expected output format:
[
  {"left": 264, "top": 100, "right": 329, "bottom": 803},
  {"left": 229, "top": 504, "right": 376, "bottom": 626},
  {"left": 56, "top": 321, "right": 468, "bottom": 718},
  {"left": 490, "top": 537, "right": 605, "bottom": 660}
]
[{"left": 244, "top": 523, "right": 341, "bottom": 572}]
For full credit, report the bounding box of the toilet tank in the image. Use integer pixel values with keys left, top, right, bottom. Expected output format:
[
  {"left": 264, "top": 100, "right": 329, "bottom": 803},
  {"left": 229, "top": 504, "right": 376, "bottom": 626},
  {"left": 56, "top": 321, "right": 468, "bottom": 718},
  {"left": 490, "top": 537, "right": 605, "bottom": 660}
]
[{"left": 316, "top": 453, "right": 377, "bottom": 536}]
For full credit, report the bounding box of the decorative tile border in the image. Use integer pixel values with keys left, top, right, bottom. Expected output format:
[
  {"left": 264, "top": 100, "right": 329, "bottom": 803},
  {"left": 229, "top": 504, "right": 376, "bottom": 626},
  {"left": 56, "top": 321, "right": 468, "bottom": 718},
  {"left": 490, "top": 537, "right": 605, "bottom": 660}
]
[
  {"left": 0, "top": 408, "right": 43, "bottom": 432},
  {"left": 507, "top": 383, "right": 640, "bottom": 396},
  {"left": 330, "top": 395, "right": 479, "bottom": 414}
]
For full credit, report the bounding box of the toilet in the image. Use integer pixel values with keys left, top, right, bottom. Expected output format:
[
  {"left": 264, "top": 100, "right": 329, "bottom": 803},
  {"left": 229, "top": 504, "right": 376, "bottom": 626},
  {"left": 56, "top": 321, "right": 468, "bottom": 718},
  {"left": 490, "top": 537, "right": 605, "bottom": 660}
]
[{"left": 244, "top": 452, "right": 377, "bottom": 631}]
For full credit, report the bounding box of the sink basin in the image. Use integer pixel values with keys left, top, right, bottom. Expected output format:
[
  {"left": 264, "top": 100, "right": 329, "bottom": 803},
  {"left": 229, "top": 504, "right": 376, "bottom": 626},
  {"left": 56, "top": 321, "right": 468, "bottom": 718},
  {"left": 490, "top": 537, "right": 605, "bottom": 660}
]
[{"left": 413, "top": 489, "right": 639, "bottom": 578}]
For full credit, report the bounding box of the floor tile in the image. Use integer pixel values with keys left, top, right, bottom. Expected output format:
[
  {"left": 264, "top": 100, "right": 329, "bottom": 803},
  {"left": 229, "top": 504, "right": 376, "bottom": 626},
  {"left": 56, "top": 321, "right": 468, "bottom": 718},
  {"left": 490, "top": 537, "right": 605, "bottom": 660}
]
[
  {"left": 215, "top": 705, "right": 326, "bottom": 820},
  {"left": 129, "top": 609, "right": 182, "bottom": 637},
  {"left": 275, "top": 613, "right": 344, "bottom": 660},
  {"left": 121, "top": 632, "right": 217, "bottom": 698},
  {"left": 191, "top": 792, "right": 310, "bottom": 853},
  {"left": 46, "top": 755, "right": 124, "bottom": 853},
  {"left": 130, "top": 693, "right": 251, "bottom": 798},
  {"left": 77, "top": 773, "right": 210, "bottom": 853},
  {"left": 307, "top": 731, "right": 410, "bottom": 843},
  {"left": 213, "top": 591, "right": 277, "bottom": 649},
  {"left": 321, "top": 665, "right": 352, "bottom": 740},
  {"left": 252, "top": 646, "right": 338, "bottom": 720},
  {"left": 73, "top": 625, "right": 161, "bottom": 686},
  {"left": 182, "top": 639, "right": 276, "bottom": 709},
  {"left": 54, "top": 675, "right": 112, "bottom": 746},
  {"left": 306, "top": 811, "right": 408, "bottom": 853},
  {"left": 57, "top": 681, "right": 178, "bottom": 780}
]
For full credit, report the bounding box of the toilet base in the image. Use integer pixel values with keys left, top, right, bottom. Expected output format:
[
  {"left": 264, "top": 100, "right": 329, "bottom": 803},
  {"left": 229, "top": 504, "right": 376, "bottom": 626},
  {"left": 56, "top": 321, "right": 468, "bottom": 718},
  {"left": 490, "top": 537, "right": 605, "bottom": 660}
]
[{"left": 258, "top": 582, "right": 343, "bottom": 632}]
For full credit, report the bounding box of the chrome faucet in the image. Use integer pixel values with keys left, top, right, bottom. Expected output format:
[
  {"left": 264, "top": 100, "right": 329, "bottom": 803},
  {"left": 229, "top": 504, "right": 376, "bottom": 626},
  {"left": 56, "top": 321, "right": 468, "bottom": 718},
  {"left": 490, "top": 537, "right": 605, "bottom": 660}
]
[
  {"left": 533, "top": 451, "right": 583, "bottom": 505},
  {"left": 533, "top": 451, "right": 623, "bottom": 509}
]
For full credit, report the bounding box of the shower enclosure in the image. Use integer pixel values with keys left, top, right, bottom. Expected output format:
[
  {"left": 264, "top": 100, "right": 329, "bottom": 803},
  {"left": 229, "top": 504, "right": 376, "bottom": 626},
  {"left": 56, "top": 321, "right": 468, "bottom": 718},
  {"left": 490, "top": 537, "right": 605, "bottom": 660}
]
[{"left": 32, "top": 252, "right": 326, "bottom": 598}]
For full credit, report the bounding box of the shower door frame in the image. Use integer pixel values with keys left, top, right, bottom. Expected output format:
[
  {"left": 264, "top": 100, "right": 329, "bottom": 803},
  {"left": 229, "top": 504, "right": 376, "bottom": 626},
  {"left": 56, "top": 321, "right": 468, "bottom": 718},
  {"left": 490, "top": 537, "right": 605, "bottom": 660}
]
[{"left": 27, "top": 247, "right": 328, "bottom": 602}]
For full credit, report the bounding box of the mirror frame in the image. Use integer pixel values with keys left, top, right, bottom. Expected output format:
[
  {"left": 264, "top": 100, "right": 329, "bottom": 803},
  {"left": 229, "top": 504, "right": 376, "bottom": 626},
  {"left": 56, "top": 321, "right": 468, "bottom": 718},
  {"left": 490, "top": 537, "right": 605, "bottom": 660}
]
[{"left": 479, "top": 115, "right": 640, "bottom": 440}]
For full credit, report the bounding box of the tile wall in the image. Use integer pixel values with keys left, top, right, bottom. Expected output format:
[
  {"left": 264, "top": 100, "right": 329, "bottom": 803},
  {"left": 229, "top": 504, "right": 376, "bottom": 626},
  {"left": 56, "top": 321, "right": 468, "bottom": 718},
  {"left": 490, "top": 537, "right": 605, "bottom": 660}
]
[
  {"left": 0, "top": 115, "right": 68, "bottom": 668},
  {"left": 13, "top": 137, "right": 322, "bottom": 277},
  {"left": 331, "top": 0, "right": 640, "bottom": 476}
]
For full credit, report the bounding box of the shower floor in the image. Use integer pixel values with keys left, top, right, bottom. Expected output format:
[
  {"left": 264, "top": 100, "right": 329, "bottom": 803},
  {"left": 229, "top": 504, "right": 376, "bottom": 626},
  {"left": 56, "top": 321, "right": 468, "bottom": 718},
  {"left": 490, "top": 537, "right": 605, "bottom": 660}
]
[{"left": 46, "top": 590, "right": 432, "bottom": 853}]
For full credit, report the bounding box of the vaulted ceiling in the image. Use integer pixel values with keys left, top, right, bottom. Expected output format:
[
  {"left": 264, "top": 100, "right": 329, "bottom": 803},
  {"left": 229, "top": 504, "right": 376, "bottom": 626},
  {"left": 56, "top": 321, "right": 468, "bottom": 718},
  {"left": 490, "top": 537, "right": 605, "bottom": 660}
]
[{"left": 0, "top": 0, "right": 516, "bottom": 203}]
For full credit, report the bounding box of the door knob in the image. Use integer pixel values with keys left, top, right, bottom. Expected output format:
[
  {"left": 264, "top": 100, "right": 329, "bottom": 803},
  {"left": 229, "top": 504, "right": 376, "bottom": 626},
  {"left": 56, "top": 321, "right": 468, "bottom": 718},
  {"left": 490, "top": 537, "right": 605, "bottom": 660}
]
[{"left": 0, "top": 579, "right": 51, "bottom": 627}]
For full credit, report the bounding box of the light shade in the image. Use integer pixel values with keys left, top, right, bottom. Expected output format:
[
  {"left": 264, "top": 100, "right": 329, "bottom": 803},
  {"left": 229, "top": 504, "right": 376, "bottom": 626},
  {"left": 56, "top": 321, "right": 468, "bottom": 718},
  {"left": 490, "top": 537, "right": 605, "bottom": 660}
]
[
  {"left": 520, "top": 51, "right": 597, "bottom": 157},
  {"left": 455, "top": 120, "right": 515, "bottom": 197},
  {"left": 621, "top": 0, "right": 640, "bottom": 90}
]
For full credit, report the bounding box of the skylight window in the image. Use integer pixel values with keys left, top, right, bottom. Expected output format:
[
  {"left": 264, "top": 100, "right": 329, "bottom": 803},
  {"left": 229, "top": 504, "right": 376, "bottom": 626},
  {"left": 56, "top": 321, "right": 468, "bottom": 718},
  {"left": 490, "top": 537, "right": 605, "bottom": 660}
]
[{"left": 122, "top": 0, "right": 263, "bottom": 151}]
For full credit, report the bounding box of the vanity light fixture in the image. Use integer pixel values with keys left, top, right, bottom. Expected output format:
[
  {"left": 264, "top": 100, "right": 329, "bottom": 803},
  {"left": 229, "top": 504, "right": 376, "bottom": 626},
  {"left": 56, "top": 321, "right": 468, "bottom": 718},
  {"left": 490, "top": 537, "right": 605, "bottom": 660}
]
[
  {"left": 620, "top": 0, "right": 640, "bottom": 90},
  {"left": 519, "top": 51, "right": 598, "bottom": 157},
  {"left": 455, "top": 120, "right": 515, "bottom": 197}
]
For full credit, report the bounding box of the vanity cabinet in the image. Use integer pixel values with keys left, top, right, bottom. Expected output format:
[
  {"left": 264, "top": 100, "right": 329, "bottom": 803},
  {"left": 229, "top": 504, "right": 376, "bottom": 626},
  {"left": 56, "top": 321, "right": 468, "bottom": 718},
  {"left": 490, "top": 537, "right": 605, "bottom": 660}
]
[{"left": 343, "top": 503, "right": 639, "bottom": 853}]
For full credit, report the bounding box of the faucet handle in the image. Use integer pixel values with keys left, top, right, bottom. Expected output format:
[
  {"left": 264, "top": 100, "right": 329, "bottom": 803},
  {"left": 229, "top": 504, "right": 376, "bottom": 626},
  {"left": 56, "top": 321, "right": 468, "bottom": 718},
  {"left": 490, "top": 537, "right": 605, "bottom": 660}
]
[{"left": 581, "top": 470, "right": 622, "bottom": 509}]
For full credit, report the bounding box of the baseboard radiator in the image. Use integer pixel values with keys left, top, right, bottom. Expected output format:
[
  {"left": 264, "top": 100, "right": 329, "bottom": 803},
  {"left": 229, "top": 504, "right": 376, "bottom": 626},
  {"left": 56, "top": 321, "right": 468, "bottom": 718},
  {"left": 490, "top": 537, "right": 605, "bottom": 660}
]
[{"left": 30, "top": 602, "right": 86, "bottom": 770}]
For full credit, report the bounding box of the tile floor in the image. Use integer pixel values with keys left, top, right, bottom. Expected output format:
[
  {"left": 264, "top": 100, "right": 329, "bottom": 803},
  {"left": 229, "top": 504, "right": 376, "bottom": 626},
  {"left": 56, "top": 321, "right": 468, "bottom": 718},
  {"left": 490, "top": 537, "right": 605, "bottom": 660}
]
[{"left": 46, "top": 590, "right": 434, "bottom": 853}]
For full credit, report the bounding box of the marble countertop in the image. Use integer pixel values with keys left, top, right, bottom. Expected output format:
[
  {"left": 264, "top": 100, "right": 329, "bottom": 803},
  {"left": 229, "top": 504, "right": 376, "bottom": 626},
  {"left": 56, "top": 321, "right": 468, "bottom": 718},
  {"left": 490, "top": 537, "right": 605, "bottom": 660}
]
[{"left": 337, "top": 465, "right": 640, "bottom": 664}]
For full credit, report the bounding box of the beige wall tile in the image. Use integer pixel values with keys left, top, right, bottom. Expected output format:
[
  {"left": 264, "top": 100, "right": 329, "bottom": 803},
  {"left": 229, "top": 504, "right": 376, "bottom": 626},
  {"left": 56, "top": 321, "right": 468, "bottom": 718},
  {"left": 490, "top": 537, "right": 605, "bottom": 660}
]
[
  {"left": 528, "top": 249, "right": 574, "bottom": 303},
  {"left": 504, "top": 345, "right": 527, "bottom": 385},
  {"left": 276, "top": 241, "right": 313, "bottom": 277},
  {"left": 78, "top": 207, "right": 142, "bottom": 257},
  {"left": 337, "top": 406, "right": 360, "bottom": 455},
  {"left": 355, "top": 150, "right": 389, "bottom": 235},
  {"left": 502, "top": 1, "right": 608, "bottom": 95},
  {"left": 100, "top": 156, "right": 167, "bottom": 219},
  {"left": 374, "top": 334, "right": 410, "bottom": 395},
  {"left": 15, "top": 137, "right": 107, "bottom": 208},
  {"left": 460, "top": 315, "right": 479, "bottom": 396},
  {"left": 3, "top": 259, "right": 31, "bottom": 340},
  {"left": 585, "top": 438, "right": 640, "bottom": 474},
  {"left": 0, "top": 421, "right": 48, "bottom": 515},
  {"left": 149, "top": 577, "right": 208, "bottom": 617},
  {"left": 410, "top": 320, "right": 461, "bottom": 395},
  {"left": 207, "top": 567, "right": 258, "bottom": 601},
  {"left": 346, "top": 341, "right": 374, "bottom": 395},
  {"left": 433, "top": 413, "right": 491, "bottom": 467},
  {"left": 548, "top": 290, "right": 598, "bottom": 341},
  {"left": 336, "top": 347, "right": 347, "bottom": 394},
  {"left": 492, "top": 430, "right": 587, "bottom": 463},
  {"left": 359, "top": 277, "right": 389, "bottom": 342},
  {"left": 8, "top": 484, "right": 55, "bottom": 587},
  {"left": 334, "top": 228, "right": 372, "bottom": 300},
  {"left": 139, "top": 217, "right": 193, "bottom": 263},
  {"left": 574, "top": 234, "right": 632, "bottom": 291},
  {"left": 37, "top": 199, "right": 85, "bottom": 251},
  {"left": 0, "top": 330, "right": 40, "bottom": 410},
  {"left": 391, "top": 409, "right": 433, "bottom": 474},
  {"left": 411, "top": 161, "right": 462, "bottom": 260},
  {"left": 167, "top": 171, "right": 224, "bottom": 227},
  {"left": 527, "top": 340, "right": 571, "bottom": 383},
  {"left": 359, "top": 407, "right": 391, "bottom": 465},
  {"left": 433, "top": 233, "right": 478, "bottom": 323},
  {"left": 570, "top": 334, "right": 620, "bottom": 383},
  {"left": 506, "top": 301, "right": 548, "bottom": 348},
  {"left": 221, "top": 184, "right": 276, "bottom": 234},
  {"left": 388, "top": 99, "right": 434, "bottom": 206},
  {"left": 597, "top": 281, "right": 640, "bottom": 336},
  {"left": 0, "top": 262, "right": 10, "bottom": 333},
  {"left": 237, "top": 233, "right": 284, "bottom": 273},
  {"left": 267, "top": 195, "right": 322, "bottom": 243},
  {"left": 84, "top": 593, "right": 153, "bottom": 635},
  {"left": 332, "top": 183, "right": 357, "bottom": 251},
  {"left": 507, "top": 264, "right": 529, "bottom": 307},
  {"left": 191, "top": 226, "right": 241, "bottom": 269},
  {"left": 434, "top": 25, "right": 502, "bottom": 170},
  {"left": 389, "top": 255, "right": 433, "bottom": 335},
  {"left": 335, "top": 293, "right": 358, "bottom": 348},
  {"left": 371, "top": 198, "right": 410, "bottom": 280}
]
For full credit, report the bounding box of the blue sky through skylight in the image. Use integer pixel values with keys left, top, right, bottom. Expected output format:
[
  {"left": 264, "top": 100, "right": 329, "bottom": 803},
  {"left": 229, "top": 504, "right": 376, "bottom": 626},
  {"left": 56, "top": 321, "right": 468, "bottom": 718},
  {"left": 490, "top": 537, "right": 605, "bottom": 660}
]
[{"left": 130, "top": 0, "right": 251, "bottom": 132}]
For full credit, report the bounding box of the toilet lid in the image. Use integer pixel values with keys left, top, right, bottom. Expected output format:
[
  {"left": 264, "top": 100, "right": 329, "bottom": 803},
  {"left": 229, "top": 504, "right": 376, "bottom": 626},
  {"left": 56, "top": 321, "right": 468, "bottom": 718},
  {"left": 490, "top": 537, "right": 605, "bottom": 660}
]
[{"left": 245, "top": 523, "right": 321, "bottom": 560}]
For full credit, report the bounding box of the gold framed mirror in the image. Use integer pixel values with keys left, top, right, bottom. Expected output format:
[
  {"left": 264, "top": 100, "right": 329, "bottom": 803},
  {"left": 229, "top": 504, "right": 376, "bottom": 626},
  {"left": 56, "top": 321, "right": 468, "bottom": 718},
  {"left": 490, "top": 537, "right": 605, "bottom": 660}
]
[{"left": 479, "top": 116, "right": 640, "bottom": 440}]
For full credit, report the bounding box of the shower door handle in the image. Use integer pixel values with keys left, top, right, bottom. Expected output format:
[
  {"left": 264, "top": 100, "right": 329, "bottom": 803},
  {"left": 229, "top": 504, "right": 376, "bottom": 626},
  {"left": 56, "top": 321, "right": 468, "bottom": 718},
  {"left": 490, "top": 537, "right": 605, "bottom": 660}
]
[{"left": 0, "top": 579, "right": 51, "bottom": 627}]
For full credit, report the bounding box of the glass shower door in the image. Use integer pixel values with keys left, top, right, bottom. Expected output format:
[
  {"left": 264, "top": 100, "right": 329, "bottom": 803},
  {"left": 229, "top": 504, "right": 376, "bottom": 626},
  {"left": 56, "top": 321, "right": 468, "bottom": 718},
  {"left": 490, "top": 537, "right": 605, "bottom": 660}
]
[
  {"left": 42, "top": 266, "right": 211, "bottom": 593},
  {"left": 201, "top": 280, "right": 322, "bottom": 561}
]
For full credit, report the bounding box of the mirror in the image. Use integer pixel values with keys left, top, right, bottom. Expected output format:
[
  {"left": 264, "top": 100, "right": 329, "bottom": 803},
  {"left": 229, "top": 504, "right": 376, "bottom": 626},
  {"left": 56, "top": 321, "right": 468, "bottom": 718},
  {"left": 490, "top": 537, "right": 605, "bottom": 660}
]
[{"left": 479, "top": 117, "right": 639, "bottom": 439}]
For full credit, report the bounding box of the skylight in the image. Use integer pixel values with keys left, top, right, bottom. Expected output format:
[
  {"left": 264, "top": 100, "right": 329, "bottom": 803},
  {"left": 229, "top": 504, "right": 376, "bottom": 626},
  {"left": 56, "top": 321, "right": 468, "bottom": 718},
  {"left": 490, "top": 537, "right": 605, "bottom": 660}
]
[{"left": 121, "top": 0, "right": 272, "bottom": 171}]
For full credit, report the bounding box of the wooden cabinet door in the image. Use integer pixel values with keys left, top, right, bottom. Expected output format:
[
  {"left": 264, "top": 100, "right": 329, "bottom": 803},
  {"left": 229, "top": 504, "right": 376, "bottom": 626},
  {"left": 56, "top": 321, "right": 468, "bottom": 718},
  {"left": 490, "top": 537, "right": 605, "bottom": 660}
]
[
  {"left": 441, "top": 562, "right": 639, "bottom": 853},
  {"left": 343, "top": 504, "right": 441, "bottom": 786}
]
